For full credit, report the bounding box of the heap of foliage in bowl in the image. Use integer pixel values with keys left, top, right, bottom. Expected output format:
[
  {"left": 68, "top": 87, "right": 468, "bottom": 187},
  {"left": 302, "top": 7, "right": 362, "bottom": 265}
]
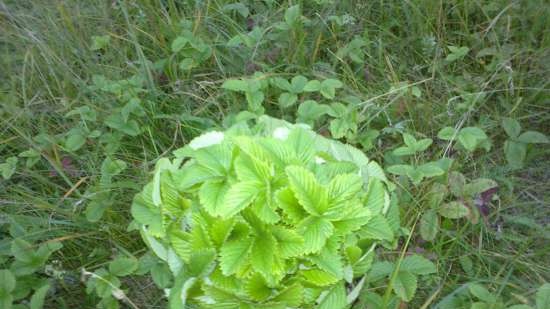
[{"left": 131, "top": 116, "right": 397, "bottom": 308}]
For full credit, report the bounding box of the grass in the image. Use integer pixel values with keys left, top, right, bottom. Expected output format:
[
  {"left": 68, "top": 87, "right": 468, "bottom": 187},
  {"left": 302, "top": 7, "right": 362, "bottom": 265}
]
[{"left": 1, "top": 0, "right": 549, "bottom": 308}]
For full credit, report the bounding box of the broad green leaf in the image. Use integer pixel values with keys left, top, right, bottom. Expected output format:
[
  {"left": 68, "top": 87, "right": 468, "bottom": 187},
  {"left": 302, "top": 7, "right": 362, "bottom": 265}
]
[
  {"left": 272, "top": 226, "right": 304, "bottom": 258},
  {"left": 104, "top": 114, "right": 141, "bottom": 136},
  {"left": 0, "top": 157, "right": 17, "bottom": 180},
  {"left": 303, "top": 80, "right": 321, "bottom": 92},
  {"left": 393, "top": 271, "right": 417, "bottom": 301},
  {"left": 437, "top": 127, "right": 457, "bottom": 140},
  {"left": 438, "top": 201, "right": 469, "bottom": 219},
  {"left": 323, "top": 79, "right": 343, "bottom": 89},
  {"left": 188, "top": 249, "right": 216, "bottom": 277},
  {"left": 220, "top": 238, "right": 253, "bottom": 276},
  {"left": 64, "top": 131, "right": 87, "bottom": 151},
  {"left": 327, "top": 173, "right": 362, "bottom": 207},
  {"left": 222, "top": 79, "right": 248, "bottom": 92},
  {"left": 252, "top": 194, "right": 280, "bottom": 224},
  {"left": 221, "top": 181, "right": 260, "bottom": 217},
  {"left": 536, "top": 283, "right": 550, "bottom": 309},
  {"left": 309, "top": 244, "right": 344, "bottom": 278},
  {"left": 400, "top": 255, "right": 436, "bottom": 275},
  {"left": 458, "top": 127, "right": 487, "bottom": 151},
  {"left": 246, "top": 91, "right": 265, "bottom": 112},
  {"left": 30, "top": 284, "right": 50, "bottom": 309},
  {"left": 317, "top": 282, "right": 347, "bottom": 309},
  {"left": 91, "top": 35, "right": 110, "bottom": 50},
  {"left": 199, "top": 181, "right": 230, "bottom": 216},
  {"left": 331, "top": 202, "right": 372, "bottom": 234},
  {"left": 276, "top": 187, "right": 307, "bottom": 224},
  {"left": 245, "top": 273, "right": 271, "bottom": 301},
  {"left": 11, "top": 238, "right": 35, "bottom": 263},
  {"left": 420, "top": 210, "right": 439, "bottom": 241},
  {"left": 251, "top": 230, "right": 279, "bottom": 279},
  {"left": 169, "top": 230, "right": 190, "bottom": 261},
  {"left": 286, "top": 166, "right": 328, "bottom": 215},
  {"left": 297, "top": 100, "right": 329, "bottom": 125},
  {"left": 302, "top": 269, "right": 339, "bottom": 287},
  {"left": 286, "top": 128, "right": 318, "bottom": 164},
  {"left": 271, "top": 77, "right": 291, "bottom": 91},
  {"left": 178, "top": 58, "right": 195, "bottom": 70},
  {"left": 284, "top": 4, "right": 301, "bottom": 25},
  {"left": 518, "top": 131, "right": 548, "bottom": 144},
  {"left": 272, "top": 283, "right": 303, "bottom": 307},
  {"left": 469, "top": 283, "right": 497, "bottom": 303},
  {"left": 403, "top": 133, "right": 417, "bottom": 147},
  {"left": 298, "top": 216, "right": 334, "bottom": 254},
  {"left": 171, "top": 36, "right": 189, "bottom": 52},
  {"left": 369, "top": 261, "right": 394, "bottom": 281},
  {"left": 393, "top": 146, "right": 415, "bottom": 156},
  {"left": 387, "top": 164, "right": 414, "bottom": 176},
  {"left": 278, "top": 92, "right": 298, "bottom": 108},
  {"left": 415, "top": 138, "right": 433, "bottom": 152},
  {"left": 192, "top": 142, "right": 232, "bottom": 176},
  {"left": 463, "top": 178, "right": 498, "bottom": 196},
  {"left": 290, "top": 75, "right": 308, "bottom": 93},
  {"left": 131, "top": 189, "right": 164, "bottom": 237},
  {"left": 209, "top": 218, "right": 235, "bottom": 247},
  {"left": 448, "top": 171, "right": 466, "bottom": 197},
  {"left": 505, "top": 140, "right": 526, "bottom": 169},
  {"left": 168, "top": 275, "right": 197, "bottom": 309},
  {"left": 365, "top": 179, "right": 385, "bottom": 214},
  {"left": 151, "top": 263, "right": 172, "bottom": 288},
  {"left": 502, "top": 118, "right": 521, "bottom": 139},
  {"left": 0, "top": 269, "right": 16, "bottom": 293},
  {"left": 234, "top": 145, "right": 273, "bottom": 182},
  {"left": 417, "top": 162, "right": 444, "bottom": 177},
  {"left": 109, "top": 256, "right": 138, "bottom": 276},
  {"left": 359, "top": 214, "right": 393, "bottom": 241},
  {"left": 330, "top": 118, "right": 353, "bottom": 139}
]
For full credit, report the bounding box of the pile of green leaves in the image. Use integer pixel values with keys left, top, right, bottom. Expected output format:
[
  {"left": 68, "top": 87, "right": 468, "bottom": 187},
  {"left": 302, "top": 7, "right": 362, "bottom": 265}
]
[{"left": 131, "top": 117, "right": 399, "bottom": 308}]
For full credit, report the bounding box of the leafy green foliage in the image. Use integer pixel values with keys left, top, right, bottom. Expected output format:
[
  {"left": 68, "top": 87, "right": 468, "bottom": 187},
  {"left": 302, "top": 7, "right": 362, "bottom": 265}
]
[
  {"left": 132, "top": 117, "right": 397, "bottom": 308},
  {"left": 438, "top": 126, "right": 490, "bottom": 152},
  {"left": 419, "top": 173, "right": 498, "bottom": 241},
  {"left": 501, "top": 117, "right": 548, "bottom": 169},
  {"left": 436, "top": 282, "right": 550, "bottom": 309}
]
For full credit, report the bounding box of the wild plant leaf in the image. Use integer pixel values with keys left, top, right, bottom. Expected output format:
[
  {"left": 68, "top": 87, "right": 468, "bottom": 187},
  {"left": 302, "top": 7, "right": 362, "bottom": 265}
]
[
  {"left": 250, "top": 230, "right": 279, "bottom": 279},
  {"left": 420, "top": 210, "right": 439, "bottom": 241},
  {"left": 30, "top": 284, "right": 50, "bottom": 309},
  {"left": 536, "top": 283, "right": 550, "bottom": 309},
  {"left": 272, "top": 283, "right": 303, "bottom": 307},
  {"left": 199, "top": 180, "right": 230, "bottom": 216},
  {"left": 469, "top": 283, "right": 497, "bottom": 303},
  {"left": 220, "top": 237, "right": 253, "bottom": 276},
  {"left": 502, "top": 118, "right": 521, "bottom": 139},
  {"left": 317, "top": 282, "right": 347, "bottom": 309},
  {"left": 518, "top": 131, "right": 548, "bottom": 144},
  {"left": 393, "top": 271, "right": 417, "bottom": 301},
  {"left": 505, "top": 140, "right": 526, "bottom": 169},
  {"left": 109, "top": 256, "right": 138, "bottom": 276},
  {"left": 358, "top": 214, "right": 393, "bottom": 241},
  {"left": 286, "top": 166, "right": 328, "bottom": 215},
  {"left": 302, "top": 269, "right": 339, "bottom": 287},
  {"left": 221, "top": 181, "right": 260, "bottom": 217},
  {"left": 327, "top": 173, "right": 363, "bottom": 207},
  {"left": 439, "top": 201, "right": 470, "bottom": 219},
  {"left": 298, "top": 216, "right": 334, "bottom": 254},
  {"left": 400, "top": 255, "right": 436, "bottom": 275},
  {"left": 245, "top": 273, "right": 272, "bottom": 301}
]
